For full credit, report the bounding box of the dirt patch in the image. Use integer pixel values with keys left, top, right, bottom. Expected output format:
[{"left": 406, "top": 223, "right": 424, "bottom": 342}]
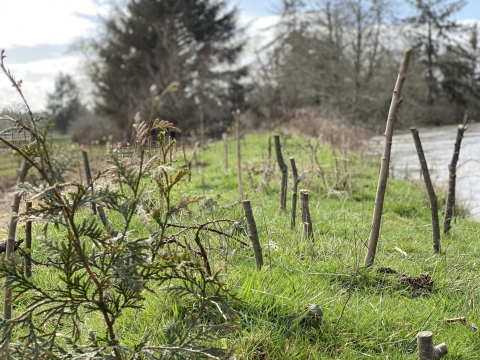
[
  {"left": 377, "top": 267, "right": 398, "bottom": 275},
  {"left": 398, "top": 273, "right": 433, "bottom": 295},
  {"left": 377, "top": 268, "right": 434, "bottom": 295}
]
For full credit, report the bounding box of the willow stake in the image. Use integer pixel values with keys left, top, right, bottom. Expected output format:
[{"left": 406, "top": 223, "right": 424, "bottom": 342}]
[
  {"left": 82, "top": 150, "right": 96, "bottom": 215},
  {"left": 411, "top": 128, "right": 440, "bottom": 252},
  {"left": 290, "top": 157, "right": 300, "bottom": 229},
  {"left": 300, "top": 190, "right": 313, "bottom": 240},
  {"left": 274, "top": 135, "right": 288, "bottom": 211},
  {"left": 365, "top": 48, "right": 412, "bottom": 268},
  {"left": 25, "top": 200, "right": 33, "bottom": 278},
  {"left": 417, "top": 331, "right": 447, "bottom": 360},
  {"left": 234, "top": 110, "right": 243, "bottom": 200},
  {"left": 242, "top": 200, "right": 263, "bottom": 269},
  {"left": 443, "top": 124, "right": 467, "bottom": 234}
]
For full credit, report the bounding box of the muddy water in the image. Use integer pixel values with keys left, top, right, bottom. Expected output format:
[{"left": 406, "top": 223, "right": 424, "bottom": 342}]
[{"left": 369, "top": 123, "right": 480, "bottom": 219}]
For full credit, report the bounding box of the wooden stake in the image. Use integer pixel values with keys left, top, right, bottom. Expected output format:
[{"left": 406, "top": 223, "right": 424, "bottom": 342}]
[
  {"left": 444, "top": 124, "right": 467, "bottom": 234},
  {"left": 98, "top": 206, "right": 118, "bottom": 238},
  {"left": 234, "top": 110, "right": 243, "bottom": 200},
  {"left": 300, "top": 190, "right": 313, "bottom": 240},
  {"left": 25, "top": 200, "right": 33, "bottom": 278},
  {"left": 290, "top": 157, "right": 300, "bottom": 229},
  {"left": 82, "top": 150, "right": 96, "bottom": 215},
  {"left": 268, "top": 136, "right": 272, "bottom": 164},
  {"left": 417, "top": 331, "right": 447, "bottom": 360},
  {"left": 223, "top": 132, "right": 229, "bottom": 170},
  {"left": 4, "top": 159, "right": 30, "bottom": 320},
  {"left": 274, "top": 135, "right": 288, "bottom": 211},
  {"left": 242, "top": 200, "right": 263, "bottom": 270},
  {"left": 410, "top": 128, "right": 441, "bottom": 253},
  {"left": 365, "top": 48, "right": 412, "bottom": 268}
]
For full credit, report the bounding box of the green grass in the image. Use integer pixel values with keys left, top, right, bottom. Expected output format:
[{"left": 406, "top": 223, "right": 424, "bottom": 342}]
[
  {"left": 0, "top": 135, "right": 108, "bottom": 188},
  {"left": 5, "top": 132, "right": 480, "bottom": 358},
  {"left": 184, "top": 133, "right": 480, "bottom": 359}
]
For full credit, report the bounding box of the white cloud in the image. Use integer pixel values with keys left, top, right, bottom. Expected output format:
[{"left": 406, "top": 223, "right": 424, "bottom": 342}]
[
  {"left": 0, "top": 55, "right": 84, "bottom": 111},
  {"left": 0, "top": 0, "right": 106, "bottom": 48},
  {"left": 238, "top": 13, "right": 280, "bottom": 67},
  {"left": 0, "top": 2, "right": 281, "bottom": 112},
  {"left": 0, "top": 0, "right": 105, "bottom": 111}
]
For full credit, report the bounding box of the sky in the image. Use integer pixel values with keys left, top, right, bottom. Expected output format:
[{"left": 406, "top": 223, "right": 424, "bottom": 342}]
[{"left": 1, "top": 0, "right": 479, "bottom": 112}]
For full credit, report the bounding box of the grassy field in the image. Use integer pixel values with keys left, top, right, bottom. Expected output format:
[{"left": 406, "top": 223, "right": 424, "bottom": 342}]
[
  {"left": 184, "top": 133, "right": 480, "bottom": 358},
  {"left": 0, "top": 137, "right": 107, "bottom": 189},
  {"left": 3, "top": 132, "right": 480, "bottom": 359}
]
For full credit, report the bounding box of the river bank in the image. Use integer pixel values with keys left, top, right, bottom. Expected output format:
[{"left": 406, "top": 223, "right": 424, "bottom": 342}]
[{"left": 369, "top": 122, "right": 480, "bottom": 219}]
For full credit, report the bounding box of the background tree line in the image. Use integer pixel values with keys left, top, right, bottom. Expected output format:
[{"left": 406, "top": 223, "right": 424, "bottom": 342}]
[{"left": 41, "top": 0, "right": 480, "bottom": 140}]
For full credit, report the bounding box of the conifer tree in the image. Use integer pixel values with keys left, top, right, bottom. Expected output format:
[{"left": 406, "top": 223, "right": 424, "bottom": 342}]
[
  {"left": 87, "top": 0, "right": 246, "bottom": 139},
  {"left": 404, "top": 0, "right": 468, "bottom": 106},
  {"left": 46, "top": 73, "right": 84, "bottom": 134}
]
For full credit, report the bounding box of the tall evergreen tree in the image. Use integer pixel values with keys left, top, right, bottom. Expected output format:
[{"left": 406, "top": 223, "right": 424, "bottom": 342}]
[
  {"left": 87, "top": 0, "right": 245, "bottom": 139},
  {"left": 46, "top": 73, "right": 84, "bottom": 134},
  {"left": 404, "top": 0, "right": 467, "bottom": 106}
]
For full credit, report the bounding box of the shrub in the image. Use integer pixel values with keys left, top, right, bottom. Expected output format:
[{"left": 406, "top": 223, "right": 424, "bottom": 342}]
[{"left": 0, "top": 52, "right": 235, "bottom": 359}]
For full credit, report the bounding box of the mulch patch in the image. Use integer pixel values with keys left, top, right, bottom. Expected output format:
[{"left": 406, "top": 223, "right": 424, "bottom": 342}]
[{"left": 377, "top": 268, "right": 433, "bottom": 295}]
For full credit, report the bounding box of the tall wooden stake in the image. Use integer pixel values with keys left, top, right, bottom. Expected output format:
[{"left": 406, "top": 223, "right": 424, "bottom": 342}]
[
  {"left": 290, "top": 157, "right": 300, "bottom": 229},
  {"left": 82, "top": 150, "right": 96, "bottom": 215},
  {"left": 4, "top": 160, "right": 30, "bottom": 320},
  {"left": 223, "top": 132, "right": 229, "bottom": 170},
  {"left": 443, "top": 124, "right": 467, "bottom": 234},
  {"left": 274, "top": 135, "right": 288, "bottom": 211},
  {"left": 242, "top": 200, "right": 263, "bottom": 270},
  {"left": 300, "top": 190, "right": 313, "bottom": 240},
  {"left": 364, "top": 48, "right": 412, "bottom": 268},
  {"left": 411, "top": 128, "right": 440, "bottom": 253},
  {"left": 25, "top": 200, "right": 33, "bottom": 277},
  {"left": 234, "top": 110, "right": 243, "bottom": 200}
]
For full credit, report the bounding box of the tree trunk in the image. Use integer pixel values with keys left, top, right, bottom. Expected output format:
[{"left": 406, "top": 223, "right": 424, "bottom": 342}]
[
  {"left": 410, "top": 128, "right": 440, "bottom": 253},
  {"left": 364, "top": 48, "right": 412, "bottom": 268}
]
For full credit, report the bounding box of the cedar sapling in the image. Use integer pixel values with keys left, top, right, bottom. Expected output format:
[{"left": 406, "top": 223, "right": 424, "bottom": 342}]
[{"left": 0, "top": 51, "right": 236, "bottom": 359}]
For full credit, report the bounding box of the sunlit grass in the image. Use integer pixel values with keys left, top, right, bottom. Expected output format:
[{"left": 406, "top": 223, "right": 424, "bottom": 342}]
[{"left": 3, "top": 131, "right": 480, "bottom": 358}]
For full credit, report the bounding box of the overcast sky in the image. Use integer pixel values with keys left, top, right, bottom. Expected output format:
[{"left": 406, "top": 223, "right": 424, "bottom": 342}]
[{"left": 1, "top": 0, "right": 479, "bottom": 112}]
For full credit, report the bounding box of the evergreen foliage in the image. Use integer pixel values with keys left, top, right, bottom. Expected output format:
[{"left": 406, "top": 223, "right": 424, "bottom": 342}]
[
  {"left": 404, "top": 0, "right": 472, "bottom": 106},
  {"left": 87, "top": 0, "right": 247, "bottom": 139},
  {"left": 46, "top": 73, "right": 85, "bottom": 134},
  {"left": 0, "top": 53, "right": 235, "bottom": 359}
]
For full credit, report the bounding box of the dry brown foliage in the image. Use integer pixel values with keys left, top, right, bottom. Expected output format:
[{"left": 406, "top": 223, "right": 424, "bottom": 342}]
[{"left": 279, "top": 108, "right": 372, "bottom": 152}]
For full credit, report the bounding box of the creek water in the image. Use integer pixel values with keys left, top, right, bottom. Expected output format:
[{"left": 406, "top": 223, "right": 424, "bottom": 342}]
[{"left": 369, "top": 123, "right": 480, "bottom": 220}]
